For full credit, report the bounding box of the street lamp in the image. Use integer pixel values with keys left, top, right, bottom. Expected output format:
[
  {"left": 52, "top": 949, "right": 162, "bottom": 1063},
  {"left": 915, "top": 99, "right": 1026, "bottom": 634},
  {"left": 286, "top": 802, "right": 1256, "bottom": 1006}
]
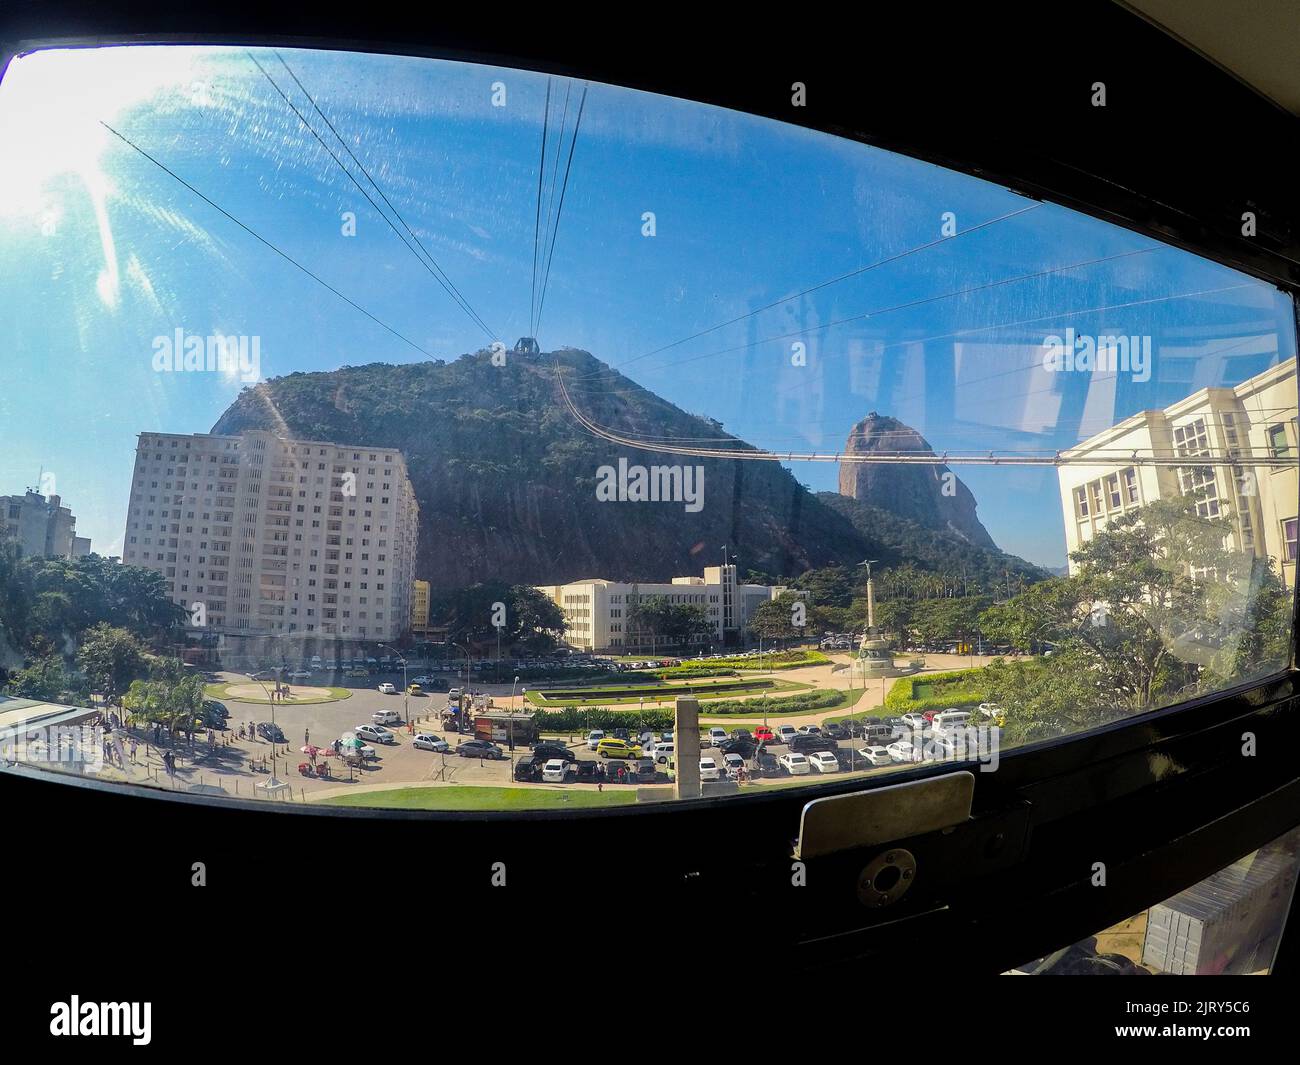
[{"left": 377, "top": 643, "right": 409, "bottom": 724}]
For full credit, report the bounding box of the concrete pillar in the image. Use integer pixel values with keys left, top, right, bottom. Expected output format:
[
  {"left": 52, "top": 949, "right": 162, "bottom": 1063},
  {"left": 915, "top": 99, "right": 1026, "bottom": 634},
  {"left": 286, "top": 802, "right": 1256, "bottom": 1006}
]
[{"left": 674, "top": 695, "right": 701, "bottom": 799}]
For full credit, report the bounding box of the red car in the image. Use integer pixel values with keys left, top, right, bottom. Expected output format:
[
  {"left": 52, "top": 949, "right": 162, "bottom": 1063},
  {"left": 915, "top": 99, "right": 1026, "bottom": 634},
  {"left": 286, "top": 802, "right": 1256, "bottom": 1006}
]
[
  {"left": 754, "top": 726, "right": 776, "bottom": 743},
  {"left": 922, "top": 710, "right": 940, "bottom": 723}
]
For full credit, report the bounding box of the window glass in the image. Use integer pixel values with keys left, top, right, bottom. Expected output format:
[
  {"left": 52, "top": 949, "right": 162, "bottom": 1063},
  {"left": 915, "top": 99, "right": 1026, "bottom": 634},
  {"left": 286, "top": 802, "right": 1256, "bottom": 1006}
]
[
  {"left": 0, "top": 44, "right": 1295, "bottom": 811},
  {"left": 1008, "top": 824, "right": 1300, "bottom": 975}
]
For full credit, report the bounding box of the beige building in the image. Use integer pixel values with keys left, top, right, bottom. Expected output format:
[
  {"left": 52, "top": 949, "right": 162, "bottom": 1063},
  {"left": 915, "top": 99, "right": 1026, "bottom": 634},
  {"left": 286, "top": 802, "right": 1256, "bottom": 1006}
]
[
  {"left": 1058, "top": 360, "right": 1298, "bottom": 586},
  {"left": 122, "top": 429, "right": 419, "bottom": 640},
  {"left": 536, "top": 564, "right": 795, "bottom": 651},
  {"left": 1, "top": 490, "right": 84, "bottom": 559},
  {"left": 410, "top": 579, "right": 432, "bottom": 636}
]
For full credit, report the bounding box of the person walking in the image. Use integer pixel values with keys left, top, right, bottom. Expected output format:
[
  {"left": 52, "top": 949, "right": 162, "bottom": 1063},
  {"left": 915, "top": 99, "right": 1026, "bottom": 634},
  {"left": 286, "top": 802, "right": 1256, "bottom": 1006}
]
[
  {"left": 129, "top": 738, "right": 138, "bottom": 764},
  {"left": 304, "top": 727, "right": 310, "bottom": 747}
]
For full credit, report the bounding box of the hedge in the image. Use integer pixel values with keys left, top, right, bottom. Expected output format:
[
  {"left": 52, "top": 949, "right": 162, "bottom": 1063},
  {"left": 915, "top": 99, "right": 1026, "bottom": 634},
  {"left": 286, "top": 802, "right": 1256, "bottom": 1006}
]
[
  {"left": 532, "top": 687, "right": 846, "bottom": 733},
  {"left": 883, "top": 668, "right": 990, "bottom": 713}
]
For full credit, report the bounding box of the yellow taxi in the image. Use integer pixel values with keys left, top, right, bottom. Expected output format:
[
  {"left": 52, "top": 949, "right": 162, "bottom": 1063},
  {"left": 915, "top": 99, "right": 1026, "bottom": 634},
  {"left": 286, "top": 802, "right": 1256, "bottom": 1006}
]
[{"left": 595, "top": 737, "right": 642, "bottom": 759}]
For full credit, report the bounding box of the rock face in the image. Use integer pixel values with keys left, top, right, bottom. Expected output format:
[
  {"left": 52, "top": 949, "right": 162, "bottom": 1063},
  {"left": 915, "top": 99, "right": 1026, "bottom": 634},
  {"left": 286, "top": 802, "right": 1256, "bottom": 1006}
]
[{"left": 838, "top": 412, "right": 997, "bottom": 549}]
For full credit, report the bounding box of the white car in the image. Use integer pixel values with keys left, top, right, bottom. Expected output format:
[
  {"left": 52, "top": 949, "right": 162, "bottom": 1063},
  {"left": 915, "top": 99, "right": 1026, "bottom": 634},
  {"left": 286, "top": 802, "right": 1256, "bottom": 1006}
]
[
  {"left": 775, "top": 725, "right": 798, "bottom": 745},
  {"left": 900, "top": 713, "right": 929, "bottom": 732},
  {"left": 797, "top": 724, "right": 822, "bottom": 736},
  {"left": 807, "top": 751, "right": 840, "bottom": 774},
  {"left": 858, "top": 745, "right": 892, "bottom": 766},
  {"left": 372, "top": 709, "right": 402, "bottom": 726},
  {"left": 355, "top": 724, "right": 396, "bottom": 745},
  {"left": 778, "top": 752, "right": 810, "bottom": 776},
  {"left": 931, "top": 709, "right": 972, "bottom": 740},
  {"left": 541, "top": 758, "right": 568, "bottom": 783},
  {"left": 586, "top": 730, "right": 606, "bottom": 751},
  {"left": 722, "top": 752, "right": 745, "bottom": 779},
  {"left": 706, "top": 727, "right": 728, "bottom": 748},
  {"left": 412, "top": 675, "right": 436, "bottom": 686},
  {"left": 287, "top": 670, "right": 312, "bottom": 680},
  {"left": 699, "top": 757, "right": 721, "bottom": 781},
  {"left": 377, "top": 682, "right": 397, "bottom": 694},
  {"left": 887, "top": 740, "right": 920, "bottom": 763},
  {"left": 412, "top": 733, "right": 449, "bottom": 752}
]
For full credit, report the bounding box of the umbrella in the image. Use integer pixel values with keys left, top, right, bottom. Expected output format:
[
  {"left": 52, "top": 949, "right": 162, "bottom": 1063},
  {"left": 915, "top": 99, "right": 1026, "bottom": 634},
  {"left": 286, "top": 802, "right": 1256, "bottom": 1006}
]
[{"left": 301, "top": 745, "right": 322, "bottom": 756}]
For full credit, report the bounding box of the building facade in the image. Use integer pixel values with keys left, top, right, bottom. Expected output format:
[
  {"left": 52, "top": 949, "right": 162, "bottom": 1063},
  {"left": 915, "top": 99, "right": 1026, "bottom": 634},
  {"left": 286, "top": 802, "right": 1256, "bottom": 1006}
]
[
  {"left": 1, "top": 490, "right": 85, "bottom": 559},
  {"left": 410, "top": 579, "right": 431, "bottom": 636},
  {"left": 122, "top": 430, "right": 419, "bottom": 641},
  {"left": 536, "top": 565, "right": 795, "bottom": 651},
  {"left": 1058, "top": 360, "right": 1298, "bottom": 587}
]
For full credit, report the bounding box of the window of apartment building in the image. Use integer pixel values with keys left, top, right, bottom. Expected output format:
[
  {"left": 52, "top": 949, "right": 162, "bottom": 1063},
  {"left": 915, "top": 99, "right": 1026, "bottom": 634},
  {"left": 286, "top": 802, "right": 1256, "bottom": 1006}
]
[
  {"left": 1267, "top": 422, "right": 1291, "bottom": 458},
  {"left": 1284, "top": 518, "right": 1298, "bottom": 563}
]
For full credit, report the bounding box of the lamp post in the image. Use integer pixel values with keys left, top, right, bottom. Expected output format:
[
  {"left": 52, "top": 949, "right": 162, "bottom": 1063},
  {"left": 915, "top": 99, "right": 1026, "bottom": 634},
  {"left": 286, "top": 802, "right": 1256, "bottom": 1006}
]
[{"left": 378, "top": 643, "right": 409, "bottom": 724}]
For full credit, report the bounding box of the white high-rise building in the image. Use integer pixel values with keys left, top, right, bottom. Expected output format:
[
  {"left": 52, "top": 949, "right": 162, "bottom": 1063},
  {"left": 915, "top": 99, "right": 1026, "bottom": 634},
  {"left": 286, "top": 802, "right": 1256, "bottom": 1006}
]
[
  {"left": 1057, "top": 360, "right": 1298, "bottom": 587},
  {"left": 122, "top": 430, "right": 419, "bottom": 641},
  {"left": 1, "top": 490, "right": 83, "bottom": 559}
]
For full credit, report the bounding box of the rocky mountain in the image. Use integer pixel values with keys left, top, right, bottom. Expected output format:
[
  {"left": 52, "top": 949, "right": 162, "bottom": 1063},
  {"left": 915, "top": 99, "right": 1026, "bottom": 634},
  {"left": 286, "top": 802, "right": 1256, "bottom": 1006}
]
[
  {"left": 211, "top": 349, "right": 1039, "bottom": 590},
  {"left": 838, "top": 412, "right": 997, "bottom": 548}
]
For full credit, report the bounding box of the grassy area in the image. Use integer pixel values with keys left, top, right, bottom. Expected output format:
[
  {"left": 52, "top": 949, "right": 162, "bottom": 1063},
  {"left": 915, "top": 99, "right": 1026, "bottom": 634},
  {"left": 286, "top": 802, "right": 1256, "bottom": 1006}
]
[
  {"left": 883, "top": 668, "right": 989, "bottom": 714},
  {"left": 320, "top": 785, "right": 637, "bottom": 810},
  {"left": 526, "top": 677, "right": 804, "bottom": 707},
  {"left": 204, "top": 683, "right": 353, "bottom": 705}
]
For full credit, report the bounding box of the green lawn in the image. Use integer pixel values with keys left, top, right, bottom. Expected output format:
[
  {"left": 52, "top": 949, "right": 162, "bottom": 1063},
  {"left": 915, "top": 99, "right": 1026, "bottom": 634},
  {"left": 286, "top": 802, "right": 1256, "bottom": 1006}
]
[
  {"left": 321, "top": 785, "right": 637, "bottom": 810},
  {"left": 527, "top": 677, "right": 805, "bottom": 707},
  {"left": 697, "top": 687, "right": 862, "bottom": 722}
]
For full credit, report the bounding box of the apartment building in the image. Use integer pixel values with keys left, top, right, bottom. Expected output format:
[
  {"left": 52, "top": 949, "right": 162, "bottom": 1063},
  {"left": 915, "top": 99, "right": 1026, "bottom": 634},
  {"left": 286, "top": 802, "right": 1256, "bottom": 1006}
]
[
  {"left": 410, "top": 578, "right": 432, "bottom": 636},
  {"left": 1058, "top": 360, "right": 1298, "bottom": 587},
  {"left": 1, "top": 490, "right": 85, "bottom": 559},
  {"left": 536, "top": 564, "right": 796, "bottom": 651},
  {"left": 122, "top": 430, "right": 419, "bottom": 641}
]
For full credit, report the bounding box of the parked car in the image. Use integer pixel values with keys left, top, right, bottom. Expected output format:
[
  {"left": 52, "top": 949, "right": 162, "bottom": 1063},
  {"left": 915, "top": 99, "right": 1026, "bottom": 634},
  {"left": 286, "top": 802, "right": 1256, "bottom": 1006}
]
[
  {"left": 775, "top": 725, "right": 798, "bottom": 745},
  {"left": 458, "top": 739, "right": 504, "bottom": 760},
  {"left": 645, "top": 741, "right": 675, "bottom": 765},
  {"left": 406, "top": 684, "right": 424, "bottom": 697},
  {"left": 808, "top": 751, "right": 840, "bottom": 774},
  {"left": 514, "top": 755, "right": 540, "bottom": 782},
  {"left": 345, "top": 668, "right": 370, "bottom": 678},
  {"left": 797, "top": 724, "right": 823, "bottom": 736},
  {"left": 753, "top": 726, "right": 776, "bottom": 743},
  {"left": 355, "top": 724, "right": 396, "bottom": 745},
  {"left": 822, "top": 722, "right": 848, "bottom": 740},
  {"left": 858, "top": 745, "right": 892, "bottom": 766},
  {"left": 778, "top": 752, "right": 811, "bottom": 776},
  {"left": 202, "top": 699, "right": 229, "bottom": 728},
  {"left": 887, "top": 740, "right": 920, "bottom": 763},
  {"left": 586, "top": 730, "right": 606, "bottom": 751},
  {"left": 372, "top": 709, "right": 402, "bottom": 726},
  {"left": 541, "top": 759, "right": 569, "bottom": 783},
  {"left": 377, "top": 682, "right": 397, "bottom": 694},
  {"left": 412, "top": 675, "right": 436, "bottom": 686},
  {"left": 604, "top": 759, "right": 632, "bottom": 783},
  {"left": 532, "top": 743, "right": 577, "bottom": 764},
  {"left": 287, "top": 669, "right": 312, "bottom": 680},
  {"left": 255, "top": 722, "right": 285, "bottom": 743},
  {"left": 628, "top": 759, "right": 657, "bottom": 783},
  {"left": 723, "top": 752, "right": 746, "bottom": 779},
  {"left": 699, "top": 757, "right": 721, "bottom": 782},
  {"left": 719, "top": 736, "right": 756, "bottom": 758},
  {"left": 596, "top": 737, "right": 642, "bottom": 759},
  {"left": 706, "top": 727, "right": 729, "bottom": 747},
  {"left": 730, "top": 728, "right": 753, "bottom": 743},
  {"left": 789, "top": 733, "right": 837, "bottom": 755},
  {"left": 900, "top": 713, "right": 929, "bottom": 732},
  {"left": 412, "top": 733, "right": 449, "bottom": 752},
  {"left": 572, "top": 761, "right": 601, "bottom": 782},
  {"left": 750, "top": 752, "right": 781, "bottom": 778},
  {"left": 931, "top": 709, "right": 971, "bottom": 739}
]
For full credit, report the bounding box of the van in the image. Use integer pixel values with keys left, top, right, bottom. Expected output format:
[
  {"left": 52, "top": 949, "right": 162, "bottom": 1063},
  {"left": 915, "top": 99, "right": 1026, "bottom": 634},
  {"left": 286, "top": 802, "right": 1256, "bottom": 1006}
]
[{"left": 931, "top": 709, "right": 971, "bottom": 739}]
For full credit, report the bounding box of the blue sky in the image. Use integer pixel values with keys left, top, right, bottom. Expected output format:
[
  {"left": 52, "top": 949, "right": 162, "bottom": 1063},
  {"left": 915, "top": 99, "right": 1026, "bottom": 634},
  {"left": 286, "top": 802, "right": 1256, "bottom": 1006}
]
[{"left": 0, "top": 45, "right": 1295, "bottom": 569}]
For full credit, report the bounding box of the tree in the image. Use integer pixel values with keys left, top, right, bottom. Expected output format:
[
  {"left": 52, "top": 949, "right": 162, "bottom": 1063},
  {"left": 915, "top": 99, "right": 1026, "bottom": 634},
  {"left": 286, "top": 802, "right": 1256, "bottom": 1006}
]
[
  {"left": 977, "top": 495, "right": 1284, "bottom": 740},
  {"left": 123, "top": 672, "right": 205, "bottom": 739},
  {"left": 626, "top": 596, "right": 711, "bottom": 651},
  {"left": 76, "top": 623, "right": 147, "bottom": 703},
  {"left": 747, "top": 592, "right": 807, "bottom": 643},
  {"left": 6, "top": 654, "right": 69, "bottom": 701},
  {"left": 509, "top": 586, "right": 568, "bottom": 652}
]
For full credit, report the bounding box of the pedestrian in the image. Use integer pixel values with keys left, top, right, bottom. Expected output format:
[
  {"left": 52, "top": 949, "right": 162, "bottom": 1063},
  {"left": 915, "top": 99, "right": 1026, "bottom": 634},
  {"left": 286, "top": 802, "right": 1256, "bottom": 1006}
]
[
  {"left": 129, "top": 739, "right": 138, "bottom": 764},
  {"left": 304, "top": 728, "right": 310, "bottom": 747},
  {"left": 597, "top": 780, "right": 603, "bottom": 793}
]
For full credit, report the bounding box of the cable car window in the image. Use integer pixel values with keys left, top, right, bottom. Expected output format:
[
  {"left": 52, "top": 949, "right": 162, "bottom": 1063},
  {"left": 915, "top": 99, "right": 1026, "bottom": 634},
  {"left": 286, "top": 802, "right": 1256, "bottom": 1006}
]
[{"left": 0, "top": 44, "right": 1295, "bottom": 811}]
